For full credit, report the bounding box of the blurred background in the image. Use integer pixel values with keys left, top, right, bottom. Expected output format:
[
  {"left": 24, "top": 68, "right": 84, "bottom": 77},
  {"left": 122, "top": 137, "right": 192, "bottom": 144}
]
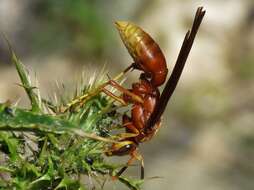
[{"left": 0, "top": 0, "right": 254, "bottom": 189}]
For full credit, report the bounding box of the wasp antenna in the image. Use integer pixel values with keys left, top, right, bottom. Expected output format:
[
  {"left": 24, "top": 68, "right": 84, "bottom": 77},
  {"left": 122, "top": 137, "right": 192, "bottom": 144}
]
[{"left": 145, "top": 7, "right": 205, "bottom": 131}]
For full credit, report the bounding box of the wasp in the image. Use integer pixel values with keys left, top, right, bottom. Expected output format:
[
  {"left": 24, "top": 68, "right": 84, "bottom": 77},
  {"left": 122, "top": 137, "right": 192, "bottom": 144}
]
[{"left": 104, "top": 7, "right": 205, "bottom": 179}]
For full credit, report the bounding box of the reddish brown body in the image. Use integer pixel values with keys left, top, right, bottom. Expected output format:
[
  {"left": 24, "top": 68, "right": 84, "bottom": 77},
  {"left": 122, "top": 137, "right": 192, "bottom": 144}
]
[
  {"left": 106, "top": 7, "right": 205, "bottom": 179},
  {"left": 115, "top": 21, "right": 168, "bottom": 87},
  {"left": 126, "top": 76, "right": 160, "bottom": 142},
  {"left": 106, "top": 22, "right": 165, "bottom": 163}
]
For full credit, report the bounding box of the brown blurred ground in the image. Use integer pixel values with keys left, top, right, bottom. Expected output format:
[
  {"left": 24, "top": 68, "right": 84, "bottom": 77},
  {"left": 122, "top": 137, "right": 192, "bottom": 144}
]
[{"left": 0, "top": 1, "right": 254, "bottom": 190}]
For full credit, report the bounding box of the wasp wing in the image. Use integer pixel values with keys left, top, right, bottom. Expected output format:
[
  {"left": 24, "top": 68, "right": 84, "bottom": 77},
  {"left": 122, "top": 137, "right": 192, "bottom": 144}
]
[{"left": 145, "top": 7, "right": 206, "bottom": 131}]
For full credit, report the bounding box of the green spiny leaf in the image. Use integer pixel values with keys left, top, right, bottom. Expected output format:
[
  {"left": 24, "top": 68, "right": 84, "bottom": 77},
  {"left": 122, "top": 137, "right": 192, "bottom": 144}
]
[
  {"left": 11, "top": 52, "right": 41, "bottom": 113},
  {"left": 0, "top": 166, "right": 13, "bottom": 173},
  {"left": 54, "top": 176, "right": 85, "bottom": 190},
  {"left": 0, "top": 43, "right": 140, "bottom": 189},
  {"left": 0, "top": 132, "right": 19, "bottom": 161}
]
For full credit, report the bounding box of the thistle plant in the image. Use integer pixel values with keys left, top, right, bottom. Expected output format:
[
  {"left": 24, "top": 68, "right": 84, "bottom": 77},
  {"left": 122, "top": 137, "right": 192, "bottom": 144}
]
[{"left": 0, "top": 46, "right": 143, "bottom": 190}]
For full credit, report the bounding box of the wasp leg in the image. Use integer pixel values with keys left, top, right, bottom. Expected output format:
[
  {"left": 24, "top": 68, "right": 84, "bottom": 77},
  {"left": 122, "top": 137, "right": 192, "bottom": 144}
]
[
  {"left": 116, "top": 149, "right": 144, "bottom": 179},
  {"left": 105, "top": 140, "right": 135, "bottom": 157},
  {"left": 106, "top": 80, "right": 144, "bottom": 104},
  {"left": 114, "top": 132, "right": 139, "bottom": 141},
  {"left": 115, "top": 111, "right": 143, "bottom": 179},
  {"left": 115, "top": 154, "right": 136, "bottom": 179},
  {"left": 63, "top": 65, "right": 134, "bottom": 112},
  {"left": 112, "top": 116, "right": 140, "bottom": 144},
  {"left": 101, "top": 88, "right": 127, "bottom": 105},
  {"left": 134, "top": 150, "right": 145, "bottom": 179},
  {"left": 95, "top": 78, "right": 143, "bottom": 106},
  {"left": 122, "top": 114, "right": 140, "bottom": 134},
  {"left": 113, "top": 63, "right": 135, "bottom": 81}
]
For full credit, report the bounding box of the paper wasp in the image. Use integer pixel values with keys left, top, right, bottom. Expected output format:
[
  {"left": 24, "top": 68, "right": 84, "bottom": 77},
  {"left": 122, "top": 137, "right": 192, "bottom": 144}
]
[{"left": 104, "top": 7, "right": 205, "bottom": 179}]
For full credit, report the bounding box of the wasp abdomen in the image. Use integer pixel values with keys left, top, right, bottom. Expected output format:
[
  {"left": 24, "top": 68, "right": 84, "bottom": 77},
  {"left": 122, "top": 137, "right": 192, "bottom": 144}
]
[{"left": 115, "top": 21, "right": 168, "bottom": 86}]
